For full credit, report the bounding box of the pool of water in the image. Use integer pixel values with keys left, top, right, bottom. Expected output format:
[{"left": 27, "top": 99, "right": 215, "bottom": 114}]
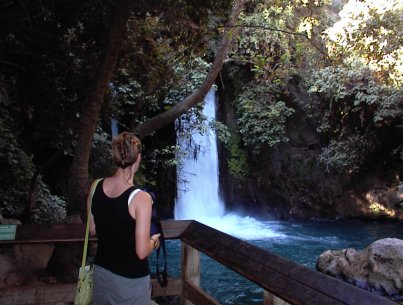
[{"left": 150, "top": 219, "right": 403, "bottom": 305}]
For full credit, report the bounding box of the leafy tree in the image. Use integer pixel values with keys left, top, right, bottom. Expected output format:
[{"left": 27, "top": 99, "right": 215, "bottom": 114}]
[
  {"left": 216, "top": 0, "right": 331, "bottom": 155},
  {"left": 0, "top": 78, "right": 35, "bottom": 218},
  {"left": 230, "top": 0, "right": 333, "bottom": 79},
  {"left": 306, "top": 0, "right": 403, "bottom": 173},
  {"left": 324, "top": 0, "right": 402, "bottom": 85},
  {"left": 0, "top": 0, "right": 245, "bottom": 218},
  {"left": 0, "top": 0, "right": 113, "bottom": 219},
  {"left": 68, "top": 0, "right": 246, "bottom": 214}
]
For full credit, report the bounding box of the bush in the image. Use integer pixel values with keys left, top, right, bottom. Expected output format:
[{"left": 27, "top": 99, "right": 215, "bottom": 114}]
[
  {"left": 235, "top": 83, "right": 295, "bottom": 153},
  {"left": 31, "top": 177, "right": 67, "bottom": 224}
]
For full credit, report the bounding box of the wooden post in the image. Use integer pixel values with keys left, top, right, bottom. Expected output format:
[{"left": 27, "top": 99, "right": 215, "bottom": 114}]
[
  {"left": 181, "top": 242, "right": 200, "bottom": 305},
  {"left": 263, "top": 290, "right": 290, "bottom": 305}
]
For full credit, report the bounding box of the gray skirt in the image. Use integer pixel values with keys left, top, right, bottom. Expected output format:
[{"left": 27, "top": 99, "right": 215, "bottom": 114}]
[{"left": 93, "top": 264, "right": 151, "bottom": 305}]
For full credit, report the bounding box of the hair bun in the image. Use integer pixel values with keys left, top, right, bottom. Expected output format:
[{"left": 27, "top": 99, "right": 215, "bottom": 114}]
[{"left": 112, "top": 132, "right": 142, "bottom": 168}]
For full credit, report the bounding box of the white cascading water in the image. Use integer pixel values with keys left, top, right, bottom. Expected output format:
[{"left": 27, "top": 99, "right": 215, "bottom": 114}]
[
  {"left": 174, "top": 89, "right": 225, "bottom": 221},
  {"left": 174, "top": 89, "right": 283, "bottom": 240}
]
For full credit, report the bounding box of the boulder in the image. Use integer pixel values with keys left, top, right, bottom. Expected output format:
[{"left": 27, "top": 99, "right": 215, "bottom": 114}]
[
  {"left": 316, "top": 238, "right": 403, "bottom": 300},
  {"left": 0, "top": 244, "right": 55, "bottom": 288},
  {"left": 0, "top": 214, "right": 21, "bottom": 225},
  {"left": 14, "top": 244, "right": 55, "bottom": 272}
]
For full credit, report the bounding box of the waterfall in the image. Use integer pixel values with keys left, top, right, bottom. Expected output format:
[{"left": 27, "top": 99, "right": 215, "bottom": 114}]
[
  {"left": 174, "top": 89, "right": 225, "bottom": 221},
  {"left": 174, "top": 89, "right": 282, "bottom": 240},
  {"left": 111, "top": 118, "right": 119, "bottom": 138}
]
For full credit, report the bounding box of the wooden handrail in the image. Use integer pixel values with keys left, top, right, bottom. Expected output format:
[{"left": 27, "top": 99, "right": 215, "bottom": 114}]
[
  {"left": 178, "top": 221, "right": 396, "bottom": 305},
  {"left": 0, "top": 220, "right": 191, "bottom": 245},
  {"left": 0, "top": 220, "right": 397, "bottom": 305}
]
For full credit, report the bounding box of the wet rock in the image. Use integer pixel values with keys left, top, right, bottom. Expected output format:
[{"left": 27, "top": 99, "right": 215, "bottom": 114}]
[
  {"left": 316, "top": 238, "right": 403, "bottom": 301},
  {"left": 0, "top": 244, "right": 55, "bottom": 288},
  {"left": 14, "top": 244, "right": 55, "bottom": 271}
]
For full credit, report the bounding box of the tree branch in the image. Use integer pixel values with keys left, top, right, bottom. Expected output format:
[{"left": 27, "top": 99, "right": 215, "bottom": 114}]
[{"left": 134, "top": 0, "right": 247, "bottom": 139}]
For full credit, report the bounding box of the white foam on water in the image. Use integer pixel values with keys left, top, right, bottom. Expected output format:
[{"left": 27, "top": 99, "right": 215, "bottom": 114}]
[{"left": 197, "top": 213, "right": 285, "bottom": 240}]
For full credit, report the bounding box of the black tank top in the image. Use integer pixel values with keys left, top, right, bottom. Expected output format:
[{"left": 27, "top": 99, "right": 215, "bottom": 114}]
[{"left": 91, "top": 179, "right": 149, "bottom": 278}]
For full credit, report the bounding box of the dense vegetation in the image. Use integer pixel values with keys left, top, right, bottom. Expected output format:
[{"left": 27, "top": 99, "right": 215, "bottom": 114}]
[{"left": 0, "top": 0, "right": 401, "bottom": 223}]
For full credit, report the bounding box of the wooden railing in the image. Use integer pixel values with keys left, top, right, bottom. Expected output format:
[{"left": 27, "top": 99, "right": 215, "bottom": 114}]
[{"left": 0, "top": 220, "right": 397, "bottom": 305}]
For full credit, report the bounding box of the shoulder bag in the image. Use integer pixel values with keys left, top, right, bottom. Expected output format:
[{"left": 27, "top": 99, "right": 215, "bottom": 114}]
[{"left": 74, "top": 178, "right": 101, "bottom": 305}]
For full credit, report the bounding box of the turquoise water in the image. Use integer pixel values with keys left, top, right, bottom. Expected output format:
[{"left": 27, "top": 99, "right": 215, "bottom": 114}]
[{"left": 150, "top": 219, "right": 403, "bottom": 305}]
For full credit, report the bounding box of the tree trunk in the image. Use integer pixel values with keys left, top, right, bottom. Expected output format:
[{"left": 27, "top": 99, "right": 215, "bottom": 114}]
[
  {"left": 67, "top": 0, "right": 246, "bottom": 215},
  {"left": 67, "top": 0, "right": 131, "bottom": 215}
]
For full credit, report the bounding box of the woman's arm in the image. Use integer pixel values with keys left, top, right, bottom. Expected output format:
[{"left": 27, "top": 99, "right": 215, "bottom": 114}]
[{"left": 129, "top": 191, "right": 160, "bottom": 259}]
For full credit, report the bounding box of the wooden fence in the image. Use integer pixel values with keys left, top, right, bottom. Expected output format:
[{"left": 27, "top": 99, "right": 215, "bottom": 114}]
[{"left": 0, "top": 220, "right": 396, "bottom": 305}]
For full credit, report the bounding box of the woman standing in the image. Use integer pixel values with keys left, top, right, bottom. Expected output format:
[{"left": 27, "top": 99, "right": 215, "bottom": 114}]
[{"left": 88, "top": 132, "right": 160, "bottom": 305}]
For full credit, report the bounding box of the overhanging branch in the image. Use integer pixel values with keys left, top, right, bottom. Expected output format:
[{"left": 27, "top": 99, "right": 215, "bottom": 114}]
[{"left": 133, "top": 0, "right": 247, "bottom": 139}]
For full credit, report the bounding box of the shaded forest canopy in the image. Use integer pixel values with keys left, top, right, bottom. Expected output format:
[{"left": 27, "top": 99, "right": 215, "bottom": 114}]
[{"left": 0, "top": 0, "right": 402, "bottom": 223}]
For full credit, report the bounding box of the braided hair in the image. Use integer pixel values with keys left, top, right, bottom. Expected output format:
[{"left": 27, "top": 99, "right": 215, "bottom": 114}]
[{"left": 111, "top": 132, "right": 142, "bottom": 168}]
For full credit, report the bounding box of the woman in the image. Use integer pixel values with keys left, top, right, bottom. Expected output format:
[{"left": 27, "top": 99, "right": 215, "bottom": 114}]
[{"left": 88, "top": 132, "right": 160, "bottom": 305}]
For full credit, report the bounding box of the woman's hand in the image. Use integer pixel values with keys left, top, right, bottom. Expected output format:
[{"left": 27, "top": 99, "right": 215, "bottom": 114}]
[{"left": 150, "top": 233, "right": 161, "bottom": 250}]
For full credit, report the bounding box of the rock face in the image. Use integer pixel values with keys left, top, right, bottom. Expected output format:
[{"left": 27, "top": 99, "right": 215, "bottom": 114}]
[
  {"left": 316, "top": 238, "right": 403, "bottom": 301},
  {"left": 216, "top": 70, "right": 403, "bottom": 221}
]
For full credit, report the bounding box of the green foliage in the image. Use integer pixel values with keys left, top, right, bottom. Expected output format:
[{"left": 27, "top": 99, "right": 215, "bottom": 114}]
[
  {"left": 0, "top": 1, "right": 112, "bottom": 220},
  {"left": 232, "top": 0, "right": 332, "bottom": 82},
  {"left": 89, "top": 126, "right": 114, "bottom": 177},
  {"left": 110, "top": 57, "right": 212, "bottom": 187},
  {"left": 0, "top": 134, "right": 34, "bottom": 217},
  {"left": 0, "top": 79, "right": 69, "bottom": 222},
  {"left": 211, "top": 122, "right": 248, "bottom": 182},
  {"left": 306, "top": 62, "right": 402, "bottom": 173},
  {"left": 225, "top": 132, "right": 249, "bottom": 182},
  {"left": 301, "top": 0, "right": 403, "bottom": 174},
  {"left": 235, "top": 83, "right": 295, "bottom": 153},
  {"left": 323, "top": 0, "right": 402, "bottom": 86},
  {"left": 211, "top": 120, "right": 232, "bottom": 145},
  {"left": 0, "top": 81, "right": 35, "bottom": 218},
  {"left": 165, "top": 58, "right": 212, "bottom": 106},
  {"left": 30, "top": 177, "right": 67, "bottom": 224},
  {"left": 1, "top": 0, "right": 401, "bottom": 220},
  {"left": 235, "top": 4, "right": 295, "bottom": 81},
  {"left": 318, "top": 133, "right": 373, "bottom": 174},
  {"left": 149, "top": 146, "right": 181, "bottom": 168},
  {"left": 293, "top": 158, "right": 316, "bottom": 178},
  {"left": 0, "top": 0, "right": 232, "bottom": 220},
  {"left": 307, "top": 61, "right": 403, "bottom": 133},
  {"left": 168, "top": 58, "right": 213, "bottom": 152},
  {"left": 110, "top": 15, "right": 181, "bottom": 126},
  {"left": 110, "top": 77, "right": 148, "bottom": 118}
]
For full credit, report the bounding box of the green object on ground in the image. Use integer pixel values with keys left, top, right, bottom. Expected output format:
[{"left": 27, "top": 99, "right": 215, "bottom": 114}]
[{"left": 0, "top": 224, "right": 17, "bottom": 240}]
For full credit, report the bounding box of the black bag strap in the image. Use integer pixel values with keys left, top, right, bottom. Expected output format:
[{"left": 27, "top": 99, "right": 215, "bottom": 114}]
[
  {"left": 154, "top": 212, "right": 167, "bottom": 287},
  {"left": 155, "top": 232, "right": 167, "bottom": 286},
  {"left": 143, "top": 188, "right": 168, "bottom": 287}
]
